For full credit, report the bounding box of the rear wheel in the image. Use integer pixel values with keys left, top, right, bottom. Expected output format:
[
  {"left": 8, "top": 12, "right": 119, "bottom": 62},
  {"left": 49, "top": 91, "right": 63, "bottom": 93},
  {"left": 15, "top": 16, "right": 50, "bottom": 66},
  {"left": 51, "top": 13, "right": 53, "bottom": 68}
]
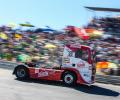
[
  {"left": 15, "top": 66, "right": 29, "bottom": 80},
  {"left": 62, "top": 72, "right": 77, "bottom": 86}
]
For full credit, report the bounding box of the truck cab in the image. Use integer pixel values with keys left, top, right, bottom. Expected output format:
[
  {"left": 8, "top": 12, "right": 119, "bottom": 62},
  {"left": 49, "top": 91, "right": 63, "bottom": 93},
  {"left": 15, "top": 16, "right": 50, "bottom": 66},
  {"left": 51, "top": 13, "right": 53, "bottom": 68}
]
[{"left": 62, "top": 44, "right": 96, "bottom": 84}]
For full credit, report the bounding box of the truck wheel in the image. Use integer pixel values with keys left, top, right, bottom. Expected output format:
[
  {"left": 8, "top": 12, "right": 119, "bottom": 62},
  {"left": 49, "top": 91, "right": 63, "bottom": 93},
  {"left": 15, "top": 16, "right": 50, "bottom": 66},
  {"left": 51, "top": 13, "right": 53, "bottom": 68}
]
[
  {"left": 15, "top": 66, "right": 29, "bottom": 80},
  {"left": 62, "top": 72, "right": 77, "bottom": 86}
]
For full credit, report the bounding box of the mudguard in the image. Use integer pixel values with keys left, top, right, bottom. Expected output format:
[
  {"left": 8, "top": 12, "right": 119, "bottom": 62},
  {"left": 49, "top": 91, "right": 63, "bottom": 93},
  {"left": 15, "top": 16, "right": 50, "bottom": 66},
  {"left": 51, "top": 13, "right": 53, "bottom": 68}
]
[{"left": 13, "top": 64, "right": 28, "bottom": 74}]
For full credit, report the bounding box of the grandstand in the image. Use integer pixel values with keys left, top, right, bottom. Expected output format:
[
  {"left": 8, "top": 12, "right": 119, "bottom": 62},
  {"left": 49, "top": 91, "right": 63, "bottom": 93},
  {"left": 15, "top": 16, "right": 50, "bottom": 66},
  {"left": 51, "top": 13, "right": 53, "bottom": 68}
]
[{"left": 85, "top": 7, "right": 120, "bottom": 37}]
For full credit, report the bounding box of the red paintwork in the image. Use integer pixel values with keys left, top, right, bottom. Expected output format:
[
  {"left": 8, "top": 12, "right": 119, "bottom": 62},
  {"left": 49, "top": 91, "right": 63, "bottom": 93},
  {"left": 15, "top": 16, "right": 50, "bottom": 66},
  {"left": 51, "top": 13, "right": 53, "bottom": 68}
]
[
  {"left": 28, "top": 67, "right": 90, "bottom": 85},
  {"left": 29, "top": 67, "right": 64, "bottom": 81}
]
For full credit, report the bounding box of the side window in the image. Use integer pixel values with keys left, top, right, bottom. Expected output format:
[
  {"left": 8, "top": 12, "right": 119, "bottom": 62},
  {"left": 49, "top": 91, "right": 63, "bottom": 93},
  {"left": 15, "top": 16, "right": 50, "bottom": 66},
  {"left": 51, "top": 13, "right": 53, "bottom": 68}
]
[
  {"left": 75, "top": 49, "right": 89, "bottom": 62},
  {"left": 75, "top": 49, "right": 82, "bottom": 58},
  {"left": 82, "top": 50, "right": 89, "bottom": 61}
]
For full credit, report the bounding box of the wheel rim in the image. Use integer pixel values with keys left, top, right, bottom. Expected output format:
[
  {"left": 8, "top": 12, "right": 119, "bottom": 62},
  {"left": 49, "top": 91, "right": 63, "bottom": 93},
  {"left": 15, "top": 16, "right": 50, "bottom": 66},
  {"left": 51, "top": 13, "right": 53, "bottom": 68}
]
[
  {"left": 17, "top": 68, "right": 26, "bottom": 78},
  {"left": 64, "top": 74, "right": 74, "bottom": 84}
]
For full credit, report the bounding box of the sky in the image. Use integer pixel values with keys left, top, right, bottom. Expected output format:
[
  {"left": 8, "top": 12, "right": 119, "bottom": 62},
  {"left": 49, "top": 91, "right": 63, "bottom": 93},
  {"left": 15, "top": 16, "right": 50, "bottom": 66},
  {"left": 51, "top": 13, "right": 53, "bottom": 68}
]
[{"left": 0, "top": 0, "right": 120, "bottom": 29}]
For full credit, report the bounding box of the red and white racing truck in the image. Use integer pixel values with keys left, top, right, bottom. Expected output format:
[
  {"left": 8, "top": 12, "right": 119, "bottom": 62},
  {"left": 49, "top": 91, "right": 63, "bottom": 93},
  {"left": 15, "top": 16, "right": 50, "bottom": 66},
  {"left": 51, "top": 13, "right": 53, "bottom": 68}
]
[{"left": 13, "top": 44, "right": 96, "bottom": 86}]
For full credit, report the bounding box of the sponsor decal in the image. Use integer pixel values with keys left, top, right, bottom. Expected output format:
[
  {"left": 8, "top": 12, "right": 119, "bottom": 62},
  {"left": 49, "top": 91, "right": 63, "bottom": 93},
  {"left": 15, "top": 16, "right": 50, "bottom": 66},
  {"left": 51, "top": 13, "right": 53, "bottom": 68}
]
[
  {"left": 77, "top": 62, "right": 85, "bottom": 68},
  {"left": 38, "top": 71, "right": 48, "bottom": 77},
  {"left": 66, "top": 49, "right": 73, "bottom": 57},
  {"left": 35, "top": 69, "right": 39, "bottom": 73},
  {"left": 83, "top": 73, "right": 89, "bottom": 77}
]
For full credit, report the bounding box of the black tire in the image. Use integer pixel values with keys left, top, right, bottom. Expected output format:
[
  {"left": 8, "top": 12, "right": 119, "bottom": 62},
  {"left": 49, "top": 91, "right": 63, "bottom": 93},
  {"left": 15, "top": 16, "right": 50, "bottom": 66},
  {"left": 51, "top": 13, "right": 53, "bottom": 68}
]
[
  {"left": 15, "top": 66, "right": 29, "bottom": 80},
  {"left": 62, "top": 72, "right": 77, "bottom": 86}
]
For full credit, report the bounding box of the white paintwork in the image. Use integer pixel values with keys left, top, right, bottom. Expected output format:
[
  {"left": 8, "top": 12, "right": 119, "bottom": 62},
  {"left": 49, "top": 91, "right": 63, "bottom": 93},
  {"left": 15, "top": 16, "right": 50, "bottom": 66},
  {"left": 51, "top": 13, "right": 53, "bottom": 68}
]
[{"left": 62, "top": 46, "right": 92, "bottom": 83}]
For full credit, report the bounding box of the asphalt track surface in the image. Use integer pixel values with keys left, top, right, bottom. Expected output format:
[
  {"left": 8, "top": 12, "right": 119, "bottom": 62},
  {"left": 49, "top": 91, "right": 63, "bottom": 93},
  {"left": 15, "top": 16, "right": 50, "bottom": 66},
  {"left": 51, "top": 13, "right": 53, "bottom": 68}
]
[{"left": 0, "top": 66, "right": 120, "bottom": 100}]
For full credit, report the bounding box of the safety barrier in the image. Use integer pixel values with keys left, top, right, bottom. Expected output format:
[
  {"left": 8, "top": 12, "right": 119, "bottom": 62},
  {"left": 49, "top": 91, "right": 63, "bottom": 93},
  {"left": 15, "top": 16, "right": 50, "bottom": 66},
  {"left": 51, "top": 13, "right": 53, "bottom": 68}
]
[
  {"left": 96, "top": 75, "right": 120, "bottom": 85},
  {"left": 0, "top": 60, "right": 17, "bottom": 69}
]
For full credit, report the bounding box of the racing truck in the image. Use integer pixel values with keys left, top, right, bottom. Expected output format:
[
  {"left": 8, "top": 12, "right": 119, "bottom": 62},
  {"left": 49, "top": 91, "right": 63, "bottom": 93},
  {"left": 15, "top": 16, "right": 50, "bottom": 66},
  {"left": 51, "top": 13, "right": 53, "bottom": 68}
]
[{"left": 13, "top": 44, "right": 96, "bottom": 86}]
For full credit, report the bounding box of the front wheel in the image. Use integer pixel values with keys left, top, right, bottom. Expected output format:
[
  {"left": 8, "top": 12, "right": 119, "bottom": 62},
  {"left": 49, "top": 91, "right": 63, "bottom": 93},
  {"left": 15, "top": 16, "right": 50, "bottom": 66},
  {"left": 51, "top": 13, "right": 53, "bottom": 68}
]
[
  {"left": 62, "top": 72, "right": 77, "bottom": 86},
  {"left": 15, "top": 66, "right": 29, "bottom": 80}
]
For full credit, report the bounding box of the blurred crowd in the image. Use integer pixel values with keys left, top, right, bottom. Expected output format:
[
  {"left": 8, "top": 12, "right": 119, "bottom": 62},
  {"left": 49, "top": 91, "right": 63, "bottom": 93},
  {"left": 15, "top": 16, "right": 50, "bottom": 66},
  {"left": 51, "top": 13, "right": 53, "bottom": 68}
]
[
  {"left": 0, "top": 19, "right": 120, "bottom": 75},
  {"left": 86, "top": 17, "right": 120, "bottom": 37}
]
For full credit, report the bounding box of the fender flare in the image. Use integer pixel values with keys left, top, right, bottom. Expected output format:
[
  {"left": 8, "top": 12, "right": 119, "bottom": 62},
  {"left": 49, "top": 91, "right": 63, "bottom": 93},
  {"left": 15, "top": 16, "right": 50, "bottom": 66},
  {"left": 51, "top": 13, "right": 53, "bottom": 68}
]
[
  {"left": 13, "top": 64, "right": 29, "bottom": 74},
  {"left": 61, "top": 69, "right": 78, "bottom": 80}
]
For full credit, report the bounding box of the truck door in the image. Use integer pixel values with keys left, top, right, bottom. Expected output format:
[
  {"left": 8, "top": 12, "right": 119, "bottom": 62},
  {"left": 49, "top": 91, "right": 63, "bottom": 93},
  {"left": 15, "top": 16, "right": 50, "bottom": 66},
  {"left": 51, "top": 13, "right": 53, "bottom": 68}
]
[{"left": 75, "top": 47, "right": 93, "bottom": 84}]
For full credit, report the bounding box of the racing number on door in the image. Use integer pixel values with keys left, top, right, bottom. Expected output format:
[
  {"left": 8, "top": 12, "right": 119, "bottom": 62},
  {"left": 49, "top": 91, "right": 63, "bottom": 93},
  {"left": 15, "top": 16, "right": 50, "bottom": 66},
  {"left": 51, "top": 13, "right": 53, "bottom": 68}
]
[{"left": 68, "top": 50, "right": 73, "bottom": 57}]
